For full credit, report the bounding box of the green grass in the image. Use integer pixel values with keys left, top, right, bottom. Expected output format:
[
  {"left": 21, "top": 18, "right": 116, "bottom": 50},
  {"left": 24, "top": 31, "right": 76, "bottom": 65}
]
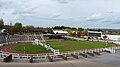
[
  {"left": 47, "top": 40, "right": 117, "bottom": 52},
  {"left": 46, "top": 41, "right": 73, "bottom": 52},
  {"left": 64, "top": 40, "right": 116, "bottom": 49},
  {"left": 11, "top": 44, "right": 50, "bottom": 54},
  {"left": 12, "top": 40, "right": 118, "bottom": 54}
]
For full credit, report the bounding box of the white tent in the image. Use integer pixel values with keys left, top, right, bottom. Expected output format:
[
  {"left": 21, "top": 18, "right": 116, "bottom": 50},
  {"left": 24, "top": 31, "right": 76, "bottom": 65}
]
[
  {"left": 102, "top": 35, "right": 120, "bottom": 41},
  {"left": 53, "top": 30, "right": 68, "bottom": 34}
]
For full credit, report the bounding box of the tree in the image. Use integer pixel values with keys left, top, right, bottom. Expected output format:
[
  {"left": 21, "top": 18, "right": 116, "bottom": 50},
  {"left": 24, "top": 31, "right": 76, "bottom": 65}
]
[
  {"left": 25, "top": 25, "right": 34, "bottom": 29},
  {"left": 47, "top": 28, "right": 53, "bottom": 33},
  {"left": 66, "top": 29, "right": 72, "bottom": 35},
  {"left": 78, "top": 27, "right": 83, "bottom": 31},
  {"left": 22, "top": 25, "right": 35, "bottom": 33},
  {"left": 81, "top": 29, "right": 89, "bottom": 36},
  {"left": 0, "top": 19, "right": 4, "bottom": 30},
  {"left": 14, "top": 22, "right": 22, "bottom": 33},
  {"left": 71, "top": 32, "right": 76, "bottom": 36}
]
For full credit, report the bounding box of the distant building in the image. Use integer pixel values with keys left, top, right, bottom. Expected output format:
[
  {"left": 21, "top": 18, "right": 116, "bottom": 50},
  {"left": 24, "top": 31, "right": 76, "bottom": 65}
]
[
  {"left": 88, "top": 31, "right": 102, "bottom": 37},
  {"left": 44, "top": 34, "right": 64, "bottom": 39},
  {"left": 88, "top": 31, "right": 102, "bottom": 39},
  {"left": 53, "top": 30, "right": 68, "bottom": 35},
  {"left": 102, "top": 35, "right": 120, "bottom": 41}
]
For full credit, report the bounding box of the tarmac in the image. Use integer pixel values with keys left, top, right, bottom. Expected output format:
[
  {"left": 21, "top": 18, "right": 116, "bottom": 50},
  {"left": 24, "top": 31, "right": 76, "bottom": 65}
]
[
  {"left": 0, "top": 60, "right": 116, "bottom": 67},
  {"left": 83, "top": 50, "right": 120, "bottom": 67}
]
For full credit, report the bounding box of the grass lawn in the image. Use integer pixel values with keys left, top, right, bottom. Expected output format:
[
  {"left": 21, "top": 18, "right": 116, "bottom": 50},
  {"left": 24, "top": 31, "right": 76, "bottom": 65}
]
[
  {"left": 47, "top": 40, "right": 117, "bottom": 52},
  {"left": 64, "top": 40, "right": 116, "bottom": 49},
  {"left": 11, "top": 44, "right": 50, "bottom": 54},
  {"left": 11, "top": 40, "right": 118, "bottom": 54},
  {"left": 46, "top": 41, "right": 73, "bottom": 52}
]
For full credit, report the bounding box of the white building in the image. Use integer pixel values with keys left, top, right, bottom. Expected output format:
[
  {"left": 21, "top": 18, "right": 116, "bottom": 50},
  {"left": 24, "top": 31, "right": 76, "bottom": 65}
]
[
  {"left": 53, "top": 30, "right": 68, "bottom": 35},
  {"left": 88, "top": 31, "right": 102, "bottom": 37},
  {"left": 102, "top": 35, "right": 120, "bottom": 41}
]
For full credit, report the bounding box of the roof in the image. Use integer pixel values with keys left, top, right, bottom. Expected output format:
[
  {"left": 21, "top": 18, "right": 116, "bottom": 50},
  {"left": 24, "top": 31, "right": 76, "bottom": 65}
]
[
  {"left": 103, "top": 35, "right": 120, "bottom": 40},
  {"left": 53, "top": 30, "right": 68, "bottom": 34},
  {"left": 88, "top": 31, "right": 102, "bottom": 33}
]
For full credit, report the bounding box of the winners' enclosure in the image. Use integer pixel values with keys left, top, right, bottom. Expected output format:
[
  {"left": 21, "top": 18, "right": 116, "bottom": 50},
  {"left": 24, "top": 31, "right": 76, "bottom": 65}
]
[{"left": 0, "top": 34, "right": 120, "bottom": 63}]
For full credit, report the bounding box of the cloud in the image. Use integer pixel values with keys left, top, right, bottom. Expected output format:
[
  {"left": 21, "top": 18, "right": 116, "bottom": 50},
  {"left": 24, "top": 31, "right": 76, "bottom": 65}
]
[
  {"left": 1, "top": 0, "right": 120, "bottom": 28},
  {"left": 114, "top": 21, "right": 120, "bottom": 24},
  {"left": 85, "top": 11, "right": 120, "bottom": 24},
  {"left": 0, "top": 0, "right": 37, "bottom": 22},
  {"left": 51, "top": 0, "right": 76, "bottom": 4},
  {"left": 12, "top": 10, "right": 34, "bottom": 16},
  {"left": 86, "top": 13, "right": 105, "bottom": 22},
  {"left": 51, "top": 13, "right": 61, "bottom": 18}
]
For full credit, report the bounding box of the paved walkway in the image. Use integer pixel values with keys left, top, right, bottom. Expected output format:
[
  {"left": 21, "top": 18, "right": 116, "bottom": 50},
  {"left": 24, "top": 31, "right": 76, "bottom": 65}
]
[
  {"left": 1, "top": 50, "right": 120, "bottom": 67},
  {"left": 83, "top": 50, "right": 120, "bottom": 67},
  {"left": 0, "top": 60, "right": 115, "bottom": 67}
]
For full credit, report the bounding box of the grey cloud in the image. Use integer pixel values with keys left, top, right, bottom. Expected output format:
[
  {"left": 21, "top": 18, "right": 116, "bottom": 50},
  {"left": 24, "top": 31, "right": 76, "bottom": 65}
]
[
  {"left": 87, "top": 18, "right": 105, "bottom": 22},
  {"left": 51, "top": 13, "right": 61, "bottom": 18},
  {"left": 12, "top": 11, "right": 34, "bottom": 15},
  {"left": 0, "top": 0, "right": 37, "bottom": 21},
  {"left": 101, "top": 19, "right": 112, "bottom": 23},
  {"left": 31, "top": 6, "right": 39, "bottom": 10},
  {"left": 113, "top": 22, "right": 120, "bottom": 24},
  {"left": 86, "top": 13, "right": 104, "bottom": 22},
  {"left": 1, "top": 0, "right": 120, "bottom": 28},
  {"left": 85, "top": 12, "right": 120, "bottom": 24},
  {"left": 0, "top": 0, "right": 5, "bottom": 8},
  {"left": 29, "top": 15, "right": 73, "bottom": 22},
  {"left": 51, "top": 0, "right": 76, "bottom": 4}
]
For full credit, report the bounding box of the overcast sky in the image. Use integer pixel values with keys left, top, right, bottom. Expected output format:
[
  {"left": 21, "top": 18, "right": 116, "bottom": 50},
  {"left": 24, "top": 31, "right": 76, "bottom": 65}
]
[{"left": 0, "top": 0, "right": 120, "bottom": 29}]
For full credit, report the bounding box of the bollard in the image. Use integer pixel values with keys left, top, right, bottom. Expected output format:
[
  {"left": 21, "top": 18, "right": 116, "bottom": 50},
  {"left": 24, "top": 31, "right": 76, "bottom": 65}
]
[
  {"left": 71, "top": 54, "right": 78, "bottom": 59},
  {"left": 87, "top": 52, "right": 94, "bottom": 56},
  {"left": 60, "top": 55, "right": 67, "bottom": 60},
  {"left": 79, "top": 53, "right": 87, "bottom": 58},
  {"left": 93, "top": 51, "right": 100, "bottom": 55},
  {"left": 29, "top": 56, "right": 33, "bottom": 63},
  {"left": 48, "top": 55, "right": 53, "bottom": 62}
]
